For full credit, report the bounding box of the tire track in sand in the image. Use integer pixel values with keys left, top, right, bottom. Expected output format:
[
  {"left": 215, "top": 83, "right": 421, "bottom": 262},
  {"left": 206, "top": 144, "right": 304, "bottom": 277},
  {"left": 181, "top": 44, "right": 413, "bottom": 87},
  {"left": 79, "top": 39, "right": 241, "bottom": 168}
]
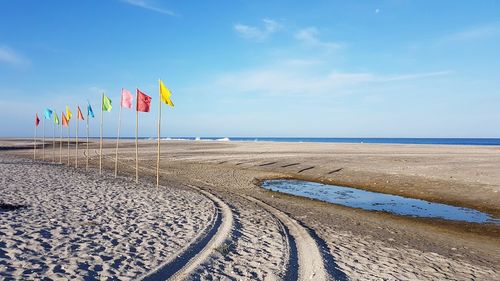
[
  {"left": 188, "top": 180, "right": 292, "bottom": 280},
  {"left": 230, "top": 166, "right": 328, "bottom": 280},
  {"left": 141, "top": 184, "right": 233, "bottom": 281},
  {"left": 241, "top": 195, "right": 327, "bottom": 280},
  {"left": 95, "top": 149, "right": 327, "bottom": 280},
  {"left": 175, "top": 162, "right": 329, "bottom": 280},
  {"left": 93, "top": 150, "right": 235, "bottom": 280}
]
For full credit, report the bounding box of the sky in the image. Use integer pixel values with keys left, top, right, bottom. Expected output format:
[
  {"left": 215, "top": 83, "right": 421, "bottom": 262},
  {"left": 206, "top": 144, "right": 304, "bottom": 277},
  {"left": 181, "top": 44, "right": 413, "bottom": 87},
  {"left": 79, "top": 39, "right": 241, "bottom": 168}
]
[{"left": 0, "top": 0, "right": 499, "bottom": 138}]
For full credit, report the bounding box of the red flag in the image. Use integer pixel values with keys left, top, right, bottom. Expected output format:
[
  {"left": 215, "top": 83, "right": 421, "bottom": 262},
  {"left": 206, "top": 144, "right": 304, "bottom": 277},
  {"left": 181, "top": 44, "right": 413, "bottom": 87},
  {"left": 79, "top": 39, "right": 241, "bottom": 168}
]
[
  {"left": 62, "top": 112, "right": 69, "bottom": 127},
  {"left": 35, "top": 113, "right": 40, "bottom": 127},
  {"left": 136, "top": 89, "right": 152, "bottom": 112},
  {"left": 77, "top": 106, "right": 84, "bottom": 120}
]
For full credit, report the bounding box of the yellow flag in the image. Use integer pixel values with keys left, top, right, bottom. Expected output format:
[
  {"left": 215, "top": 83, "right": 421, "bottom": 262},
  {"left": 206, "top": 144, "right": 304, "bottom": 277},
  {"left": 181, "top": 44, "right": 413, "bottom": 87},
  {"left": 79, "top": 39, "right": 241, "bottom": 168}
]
[
  {"left": 159, "top": 79, "right": 174, "bottom": 107},
  {"left": 66, "top": 105, "right": 73, "bottom": 120}
]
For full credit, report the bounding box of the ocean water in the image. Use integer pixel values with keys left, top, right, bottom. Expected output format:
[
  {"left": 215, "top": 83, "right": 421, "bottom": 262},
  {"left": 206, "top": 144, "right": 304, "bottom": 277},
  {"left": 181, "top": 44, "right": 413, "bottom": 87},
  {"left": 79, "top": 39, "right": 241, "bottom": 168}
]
[
  {"left": 261, "top": 179, "right": 500, "bottom": 224},
  {"left": 116, "top": 137, "right": 500, "bottom": 146}
]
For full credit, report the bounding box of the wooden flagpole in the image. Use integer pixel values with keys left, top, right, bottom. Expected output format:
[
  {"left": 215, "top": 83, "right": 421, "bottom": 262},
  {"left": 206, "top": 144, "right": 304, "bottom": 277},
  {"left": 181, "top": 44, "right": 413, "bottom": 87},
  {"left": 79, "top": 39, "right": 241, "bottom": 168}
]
[
  {"left": 34, "top": 120, "right": 37, "bottom": 160},
  {"left": 42, "top": 117, "right": 45, "bottom": 160},
  {"left": 67, "top": 124, "right": 70, "bottom": 165},
  {"left": 86, "top": 107, "right": 89, "bottom": 171},
  {"left": 59, "top": 117, "right": 63, "bottom": 163},
  {"left": 157, "top": 82, "right": 161, "bottom": 188},
  {"left": 115, "top": 96, "right": 123, "bottom": 178},
  {"left": 75, "top": 113, "right": 79, "bottom": 168},
  {"left": 135, "top": 90, "right": 139, "bottom": 183},
  {"left": 99, "top": 93, "right": 104, "bottom": 175},
  {"left": 53, "top": 118, "right": 56, "bottom": 162}
]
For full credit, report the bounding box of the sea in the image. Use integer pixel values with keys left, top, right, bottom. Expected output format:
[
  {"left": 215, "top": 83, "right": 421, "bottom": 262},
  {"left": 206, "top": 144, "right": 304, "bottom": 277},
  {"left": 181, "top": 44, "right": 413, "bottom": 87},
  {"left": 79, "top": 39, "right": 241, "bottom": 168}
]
[{"left": 121, "top": 137, "right": 500, "bottom": 146}]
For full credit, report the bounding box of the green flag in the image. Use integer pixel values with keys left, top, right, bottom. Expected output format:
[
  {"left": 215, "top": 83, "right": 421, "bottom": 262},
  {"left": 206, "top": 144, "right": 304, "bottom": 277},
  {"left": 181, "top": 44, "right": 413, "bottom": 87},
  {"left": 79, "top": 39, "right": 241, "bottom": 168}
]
[
  {"left": 54, "top": 111, "right": 59, "bottom": 124},
  {"left": 102, "top": 94, "right": 112, "bottom": 112}
]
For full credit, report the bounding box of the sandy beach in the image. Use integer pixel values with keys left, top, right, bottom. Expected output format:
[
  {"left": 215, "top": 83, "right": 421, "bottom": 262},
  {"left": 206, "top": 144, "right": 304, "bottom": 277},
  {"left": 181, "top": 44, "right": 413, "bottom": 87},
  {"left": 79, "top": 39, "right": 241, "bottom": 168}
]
[
  {"left": 4, "top": 1, "right": 500, "bottom": 279},
  {"left": 1, "top": 139, "right": 499, "bottom": 280},
  {"left": 0, "top": 155, "right": 218, "bottom": 280}
]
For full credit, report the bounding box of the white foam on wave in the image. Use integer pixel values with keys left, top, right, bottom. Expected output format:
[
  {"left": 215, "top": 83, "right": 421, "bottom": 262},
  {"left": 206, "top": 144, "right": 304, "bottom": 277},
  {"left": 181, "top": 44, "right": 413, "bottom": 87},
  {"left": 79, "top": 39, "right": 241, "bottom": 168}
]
[
  {"left": 160, "top": 137, "right": 194, "bottom": 141},
  {"left": 155, "top": 137, "right": 231, "bottom": 142}
]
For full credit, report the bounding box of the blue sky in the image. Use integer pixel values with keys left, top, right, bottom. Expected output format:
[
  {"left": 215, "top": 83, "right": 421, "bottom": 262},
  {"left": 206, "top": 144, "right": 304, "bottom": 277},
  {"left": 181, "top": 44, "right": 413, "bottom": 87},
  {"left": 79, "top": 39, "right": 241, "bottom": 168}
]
[{"left": 0, "top": 0, "right": 499, "bottom": 138}]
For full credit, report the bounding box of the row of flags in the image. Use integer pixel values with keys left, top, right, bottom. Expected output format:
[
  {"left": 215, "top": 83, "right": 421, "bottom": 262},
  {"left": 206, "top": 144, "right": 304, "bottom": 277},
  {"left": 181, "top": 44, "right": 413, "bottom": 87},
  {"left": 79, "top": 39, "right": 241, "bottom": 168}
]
[
  {"left": 36, "top": 105, "right": 91, "bottom": 128},
  {"left": 35, "top": 80, "right": 171, "bottom": 128},
  {"left": 33, "top": 79, "right": 174, "bottom": 187}
]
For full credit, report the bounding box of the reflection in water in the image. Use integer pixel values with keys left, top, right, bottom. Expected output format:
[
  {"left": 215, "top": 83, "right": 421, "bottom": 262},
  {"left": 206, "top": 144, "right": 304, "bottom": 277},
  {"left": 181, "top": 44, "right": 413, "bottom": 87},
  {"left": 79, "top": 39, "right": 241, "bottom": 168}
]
[{"left": 261, "top": 180, "right": 499, "bottom": 225}]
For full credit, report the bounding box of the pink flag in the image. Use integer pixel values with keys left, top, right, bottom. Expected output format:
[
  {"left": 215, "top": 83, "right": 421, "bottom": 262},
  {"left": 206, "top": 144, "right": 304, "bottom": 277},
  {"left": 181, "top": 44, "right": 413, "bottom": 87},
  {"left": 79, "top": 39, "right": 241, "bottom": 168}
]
[{"left": 121, "top": 88, "right": 133, "bottom": 109}]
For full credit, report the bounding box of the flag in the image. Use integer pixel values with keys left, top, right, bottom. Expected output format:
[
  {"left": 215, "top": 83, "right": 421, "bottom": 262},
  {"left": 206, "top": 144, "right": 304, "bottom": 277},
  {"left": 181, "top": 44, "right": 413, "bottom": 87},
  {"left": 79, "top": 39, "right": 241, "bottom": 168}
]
[
  {"left": 54, "top": 111, "right": 59, "bottom": 125},
  {"left": 159, "top": 79, "right": 174, "bottom": 107},
  {"left": 121, "top": 88, "right": 133, "bottom": 109},
  {"left": 102, "top": 94, "right": 112, "bottom": 112},
  {"left": 137, "top": 89, "right": 152, "bottom": 112},
  {"left": 87, "top": 102, "right": 95, "bottom": 118},
  {"left": 35, "top": 113, "right": 40, "bottom": 127},
  {"left": 44, "top": 108, "right": 53, "bottom": 120},
  {"left": 62, "top": 112, "right": 69, "bottom": 127},
  {"left": 66, "top": 106, "right": 73, "bottom": 120},
  {"left": 77, "top": 106, "right": 84, "bottom": 120}
]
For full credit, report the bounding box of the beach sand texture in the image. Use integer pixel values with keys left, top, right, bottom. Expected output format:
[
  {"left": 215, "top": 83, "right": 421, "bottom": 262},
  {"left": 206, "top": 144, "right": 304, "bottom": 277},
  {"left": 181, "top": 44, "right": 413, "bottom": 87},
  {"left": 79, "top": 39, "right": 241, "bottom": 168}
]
[
  {"left": 0, "top": 155, "right": 215, "bottom": 280},
  {"left": 1, "top": 139, "right": 499, "bottom": 280}
]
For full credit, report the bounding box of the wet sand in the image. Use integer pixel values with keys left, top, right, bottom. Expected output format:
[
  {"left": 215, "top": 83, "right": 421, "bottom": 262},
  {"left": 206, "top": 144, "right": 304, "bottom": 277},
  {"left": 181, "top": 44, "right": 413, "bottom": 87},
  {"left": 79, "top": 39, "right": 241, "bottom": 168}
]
[{"left": 1, "top": 139, "right": 499, "bottom": 280}]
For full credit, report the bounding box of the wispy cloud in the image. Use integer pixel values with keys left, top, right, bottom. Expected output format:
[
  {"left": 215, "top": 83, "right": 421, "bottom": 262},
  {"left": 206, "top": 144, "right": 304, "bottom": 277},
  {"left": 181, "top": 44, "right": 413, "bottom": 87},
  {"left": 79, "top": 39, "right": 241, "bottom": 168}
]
[
  {"left": 211, "top": 61, "right": 451, "bottom": 97},
  {"left": 0, "top": 45, "right": 30, "bottom": 68},
  {"left": 380, "top": 70, "right": 453, "bottom": 82},
  {"left": 438, "top": 24, "right": 499, "bottom": 44},
  {"left": 294, "top": 27, "right": 342, "bottom": 51},
  {"left": 121, "top": 0, "right": 177, "bottom": 16},
  {"left": 234, "top": 18, "right": 282, "bottom": 40}
]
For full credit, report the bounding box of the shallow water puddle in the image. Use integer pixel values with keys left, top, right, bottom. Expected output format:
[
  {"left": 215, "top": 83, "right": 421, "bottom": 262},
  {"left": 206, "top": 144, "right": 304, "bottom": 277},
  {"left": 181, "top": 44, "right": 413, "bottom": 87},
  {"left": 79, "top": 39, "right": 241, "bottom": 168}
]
[{"left": 261, "top": 180, "right": 499, "bottom": 225}]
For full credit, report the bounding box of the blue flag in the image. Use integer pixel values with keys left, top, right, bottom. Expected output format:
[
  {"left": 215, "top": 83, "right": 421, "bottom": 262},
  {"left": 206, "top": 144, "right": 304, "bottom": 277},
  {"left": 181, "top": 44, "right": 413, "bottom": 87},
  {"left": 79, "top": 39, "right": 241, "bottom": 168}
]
[
  {"left": 87, "top": 103, "right": 95, "bottom": 118},
  {"left": 44, "top": 108, "right": 53, "bottom": 120}
]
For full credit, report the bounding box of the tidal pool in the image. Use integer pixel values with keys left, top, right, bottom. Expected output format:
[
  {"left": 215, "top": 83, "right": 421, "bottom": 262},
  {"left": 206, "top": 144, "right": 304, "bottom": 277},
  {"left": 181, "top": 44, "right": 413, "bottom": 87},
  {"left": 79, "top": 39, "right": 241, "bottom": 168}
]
[{"left": 261, "top": 179, "right": 499, "bottom": 225}]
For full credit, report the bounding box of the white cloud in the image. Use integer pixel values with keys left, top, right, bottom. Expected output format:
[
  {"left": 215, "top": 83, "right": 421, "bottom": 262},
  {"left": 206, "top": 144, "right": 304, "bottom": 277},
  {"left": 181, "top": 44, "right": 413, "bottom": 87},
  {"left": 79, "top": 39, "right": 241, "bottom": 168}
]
[
  {"left": 0, "top": 46, "right": 30, "bottom": 68},
  {"left": 262, "top": 18, "right": 281, "bottom": 33},
  {"left": 439, "top": 24, "right": 499, "bottom": 44},
  {"left": 294, "top": 27, "right": 342, "bottom": 51},
  {"left": 121, "top": 0, "right": 177, "bottom": 16},
  {"left": 234, "top": 18, "right": 282, "bottom": 40},
  {"left": 375, "top": 8, "right": 380, "bottom": 14},
  {"left": 380, "top": 70, "right": 453, "bottom": 82},
  {"left": 212, "top": 61, "right": 451, "bottom": 96}
]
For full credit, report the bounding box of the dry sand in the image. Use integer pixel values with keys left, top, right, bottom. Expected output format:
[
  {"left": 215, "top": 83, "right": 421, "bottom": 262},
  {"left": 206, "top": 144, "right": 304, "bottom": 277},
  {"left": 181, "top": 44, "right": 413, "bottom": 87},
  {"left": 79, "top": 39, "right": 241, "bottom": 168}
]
[
  {"left": 0, "top": 155, "right": 215, "bottom": 280},
  {"left": 1, "top": 139, "right": 499, "bottom": 280}
]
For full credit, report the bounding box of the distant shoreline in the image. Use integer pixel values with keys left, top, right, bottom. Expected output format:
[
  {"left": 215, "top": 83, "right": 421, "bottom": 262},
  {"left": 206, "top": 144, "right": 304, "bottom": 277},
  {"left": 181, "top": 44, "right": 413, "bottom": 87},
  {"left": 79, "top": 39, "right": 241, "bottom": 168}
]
[{"left": 2, "top": 137, "right": 500, "bottom": 146}]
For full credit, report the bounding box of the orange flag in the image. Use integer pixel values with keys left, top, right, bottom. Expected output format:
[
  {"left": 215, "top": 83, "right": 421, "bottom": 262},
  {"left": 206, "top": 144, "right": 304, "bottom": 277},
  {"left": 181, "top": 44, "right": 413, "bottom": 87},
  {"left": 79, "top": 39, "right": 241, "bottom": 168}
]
[
  {"left": 77, "top": 106, "right": 84, "bottom": 120},
  {"left": 62, "top": 112, "right": 69, "bottom": 127}
]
